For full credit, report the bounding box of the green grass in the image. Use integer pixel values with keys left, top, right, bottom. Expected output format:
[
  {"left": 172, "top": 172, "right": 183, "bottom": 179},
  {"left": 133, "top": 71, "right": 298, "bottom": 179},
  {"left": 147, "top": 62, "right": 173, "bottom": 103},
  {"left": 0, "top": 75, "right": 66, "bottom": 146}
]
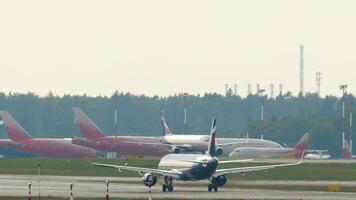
[
  {"left": 1, "top": 158, "right": 356, "bottom": 181},
  {"left": 226, "top": 162, "right": 356, "bottom": 181},
  {"left": 0, "top": 198, "right": 192, "bottom": 200},
  {"left": 0, "top": 158, "right": 158, "bottom": 177}
]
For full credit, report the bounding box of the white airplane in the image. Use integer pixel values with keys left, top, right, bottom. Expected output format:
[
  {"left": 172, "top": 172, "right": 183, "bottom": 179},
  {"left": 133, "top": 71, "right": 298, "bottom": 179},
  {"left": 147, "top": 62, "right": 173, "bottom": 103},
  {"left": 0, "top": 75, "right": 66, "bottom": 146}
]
[
  {"left": 229, "top": 133, "right": 309, "bottom": 159},
  {"left": 160, "top": 111, "right": 282, "bottom": 156},
  {"left": 93, "top": 118, "right": 303, "bottom": 192}
]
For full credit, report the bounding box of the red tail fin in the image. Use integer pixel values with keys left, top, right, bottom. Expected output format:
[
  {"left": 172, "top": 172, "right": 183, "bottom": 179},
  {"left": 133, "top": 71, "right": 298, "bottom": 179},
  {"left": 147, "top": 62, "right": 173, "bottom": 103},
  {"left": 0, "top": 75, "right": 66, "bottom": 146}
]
[
  {"left": 161, "top": 111, "right": 172, "bottom": 136},
  {"left": 73, "top": 108, "right": 105, "bottom": 139},
  {"left": 294, "top": 133, "right": 310, "bottom": 152},
  {"left": 343, "top": 140, "right": 352, "bottom": 159},
  {"left": 0, "top": 111, "right": 32, "bottom": 142}
]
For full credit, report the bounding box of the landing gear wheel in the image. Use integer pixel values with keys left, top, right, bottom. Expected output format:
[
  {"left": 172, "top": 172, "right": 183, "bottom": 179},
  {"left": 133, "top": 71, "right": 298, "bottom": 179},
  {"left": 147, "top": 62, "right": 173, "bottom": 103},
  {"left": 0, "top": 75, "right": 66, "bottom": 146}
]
[
  {"left": 213, "top": 185, "right": 218, "bottom": 192},
  {"left": 168, "top": 184, "right": 173, "bottom": 192},
  {"left": 162, "top": 184, "right": 167, "bottom": 192},
  {"left": 208, "top": 184, "right": 213, "bottom": 192}
]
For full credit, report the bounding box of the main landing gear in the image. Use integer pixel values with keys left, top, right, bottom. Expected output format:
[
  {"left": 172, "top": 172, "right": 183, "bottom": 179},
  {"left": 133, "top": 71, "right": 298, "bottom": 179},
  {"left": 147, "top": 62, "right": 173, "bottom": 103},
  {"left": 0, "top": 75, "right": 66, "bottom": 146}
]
[
  {"left": 162, "top": 184, "right": 173, "bottom": 192},
  {"left": 208, "top": 184, "right": 218, "bottom": 192},
  {"left": 208, "top": 176, "right": 227, "bottom": 192},
  {"left": 162, "top": 176, "right": 173, "bottom": 192}
]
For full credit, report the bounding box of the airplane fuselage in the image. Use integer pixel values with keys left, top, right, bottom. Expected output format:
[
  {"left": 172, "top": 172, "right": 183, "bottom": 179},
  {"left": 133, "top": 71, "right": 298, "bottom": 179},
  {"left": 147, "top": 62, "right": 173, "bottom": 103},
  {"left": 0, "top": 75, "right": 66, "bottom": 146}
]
[
  {"left": 229, "top": 147, "right": 302, "bottom": 158},
  {"left": 158, "top": 154, "right": 218, "bottom": 181},
  {"left": 72, "top": 136, "right": 171, "bottom": 157},
  {"left": 1, "top": 138, "right": 98, "bottom": 158},
  {"left": 162, "top": 134, "right": 283, "bottom": 156}
]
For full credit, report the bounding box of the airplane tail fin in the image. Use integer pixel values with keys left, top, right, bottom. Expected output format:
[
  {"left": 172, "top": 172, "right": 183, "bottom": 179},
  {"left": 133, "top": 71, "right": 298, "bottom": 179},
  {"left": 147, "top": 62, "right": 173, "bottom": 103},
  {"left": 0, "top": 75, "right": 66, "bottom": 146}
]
[
  {"left": 0, "top": 111, "right": 32, "bottom": 142},
  {"left": 343, "top": 140, "right": 352, "bottom": 159},
  {"left": 161, "top": 111, "right": 172, "bottom": 136},
  {"left": 73, "top": 107, "right": 106, "bottom": 139},
  {"left": 294, "top": 132, "right": 310, "bottom": 152},
  {"left": 207, "top": 118, "right": 217, "bottom": 157}
]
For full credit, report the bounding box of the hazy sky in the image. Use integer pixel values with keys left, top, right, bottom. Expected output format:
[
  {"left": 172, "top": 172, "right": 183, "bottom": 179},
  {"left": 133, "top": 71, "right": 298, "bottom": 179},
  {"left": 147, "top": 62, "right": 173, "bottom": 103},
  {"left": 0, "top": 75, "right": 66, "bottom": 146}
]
[{"left": 0, "top": 0, "right": 355, "bottom": 97}]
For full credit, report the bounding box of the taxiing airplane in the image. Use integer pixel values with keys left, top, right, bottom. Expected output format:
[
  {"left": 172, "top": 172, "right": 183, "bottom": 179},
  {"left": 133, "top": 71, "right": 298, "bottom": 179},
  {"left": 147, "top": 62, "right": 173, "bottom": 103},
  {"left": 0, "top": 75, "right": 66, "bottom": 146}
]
[
  {"left": 229, "top": 133, "right": 309, "bottom": 158},
  {"left": 93, "top": 119, "right": 303, "bottom": 192},
  {"left": 161, "top": 111, "right": 283, "bottom": 156},
  {"left": 72, "top": 107, "right": 171, "bottom": 157},
  {"left": 0, "top": 111, "right": 98, "bottom": 158}
]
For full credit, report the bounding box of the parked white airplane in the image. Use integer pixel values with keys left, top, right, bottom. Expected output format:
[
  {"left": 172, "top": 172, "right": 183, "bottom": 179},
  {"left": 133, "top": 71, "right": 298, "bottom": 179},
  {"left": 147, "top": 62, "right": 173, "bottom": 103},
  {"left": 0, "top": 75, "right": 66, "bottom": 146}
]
[
  {"left": 229, "top": 133, "right": 309, "bottom": 159},
  {"left": 93, "top": 118, "right": 303, "bottom": 192},
  {"left": 160, "top": 111, "right": 282, "bottom": 156}
]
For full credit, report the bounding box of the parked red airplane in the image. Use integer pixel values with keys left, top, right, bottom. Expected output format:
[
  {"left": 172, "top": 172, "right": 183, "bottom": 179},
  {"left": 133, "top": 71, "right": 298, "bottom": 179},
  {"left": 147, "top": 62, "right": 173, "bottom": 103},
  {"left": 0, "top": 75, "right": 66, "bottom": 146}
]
[
  {"left": 0, "top": 111, "right": 98, "bottom": 158},
  {"left": 72, "top": 107, "right": 171, "bottom": 157}
]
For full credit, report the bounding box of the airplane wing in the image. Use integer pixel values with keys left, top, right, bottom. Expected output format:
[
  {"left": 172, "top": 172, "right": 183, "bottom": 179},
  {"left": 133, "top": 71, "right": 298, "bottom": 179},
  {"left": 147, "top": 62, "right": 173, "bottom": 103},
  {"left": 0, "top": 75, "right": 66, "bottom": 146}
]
[
  {"left": 176, "top": 159, "right": 252, "bottom": 165},
  {"left": 219, "top": 159, "right": 253, "bottom": 164},
  {"left": 92, "top": 163, "right": 182, "bottom": 178},
  {"left": 118, "top": 141, "right": 172, "bottom": 148},
  {"left": 173, "top": 144, "right": 193, "bottom": 150},
  {"left": 214, "top": 154, "right": 303, "bottom": 177}
]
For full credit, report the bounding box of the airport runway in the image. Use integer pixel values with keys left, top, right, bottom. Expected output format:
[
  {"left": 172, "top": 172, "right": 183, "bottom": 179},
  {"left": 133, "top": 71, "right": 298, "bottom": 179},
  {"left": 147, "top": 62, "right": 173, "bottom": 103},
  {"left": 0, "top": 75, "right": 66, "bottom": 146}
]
[{"left": 0, "top": 174, "right": 355, "bottom": 200}]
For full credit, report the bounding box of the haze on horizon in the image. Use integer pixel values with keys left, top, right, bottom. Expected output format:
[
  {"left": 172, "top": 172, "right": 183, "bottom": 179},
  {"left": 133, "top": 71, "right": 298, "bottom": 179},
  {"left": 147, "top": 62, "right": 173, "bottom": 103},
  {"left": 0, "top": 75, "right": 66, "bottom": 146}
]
[{"left": 0, "top": 0, "right": 355, "bottom": 98}]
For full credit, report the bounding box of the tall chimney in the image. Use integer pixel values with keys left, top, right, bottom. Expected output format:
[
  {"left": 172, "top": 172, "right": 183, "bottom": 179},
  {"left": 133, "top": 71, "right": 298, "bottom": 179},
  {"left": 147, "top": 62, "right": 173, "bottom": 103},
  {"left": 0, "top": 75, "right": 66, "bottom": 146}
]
[
  {"left": 270, "top": 84, "right": 274, "bottom": 98},
  {"left": 247, "top": 84, "right": 252, "bottom": 96},
  {"left": 234, "top": 84, "right": 238, "bottom": 96},
  {"left": 225, "top": 84, "right": 229, "bottom": 96}
]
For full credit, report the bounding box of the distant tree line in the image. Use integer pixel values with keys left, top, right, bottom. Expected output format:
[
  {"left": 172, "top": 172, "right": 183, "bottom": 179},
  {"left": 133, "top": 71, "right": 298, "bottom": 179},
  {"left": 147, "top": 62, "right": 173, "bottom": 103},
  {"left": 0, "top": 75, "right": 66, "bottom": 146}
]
[{"left": 0, "top": 91, "right": 355, "bottom": 156}]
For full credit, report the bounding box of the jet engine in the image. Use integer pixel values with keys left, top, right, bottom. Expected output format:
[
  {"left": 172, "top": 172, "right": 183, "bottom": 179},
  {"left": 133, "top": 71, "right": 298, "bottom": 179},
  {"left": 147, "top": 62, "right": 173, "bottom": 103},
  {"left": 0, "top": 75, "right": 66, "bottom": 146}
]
[
  {"left": 172, "top": 147, "right": 180, "bottom": 154},
  {"left": 142, "top": 173, "right": 157, "bottom": 187},
  {"left": 212, "top": 175, "right": 227, "bottom": 187},
  {"left": 216, "top": 147, "right": 224, "bottom": 156}
]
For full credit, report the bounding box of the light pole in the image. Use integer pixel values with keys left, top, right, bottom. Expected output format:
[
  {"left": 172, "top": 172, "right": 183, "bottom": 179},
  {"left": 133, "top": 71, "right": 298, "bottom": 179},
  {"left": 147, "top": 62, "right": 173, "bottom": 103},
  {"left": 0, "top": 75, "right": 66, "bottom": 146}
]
[
  {"left": 182, "top": 92, "right": 189, "bottom": 134},
  {"left": 258, "top": 89, "right": 265, "bottom": 140},
  {"left": 350, "top": 112, "right": 353, "bottom": 157},
  {"left": 114, "top": 109, "right": 119, "bottom": 138},
  {"left": 28, "top": 181, "right": 32, "bottom": 200},
  {"left": 339, "top": 84, "right": 347, "bottom": 149},
  {"left": 38, "top": 163, "right": 41, "bottom": 200},
  {"left": 106, "top": 179, "right": 110, "bottom": 200},
  {"left": 70, "top": 184, "right": 74, "bottom": 200}
]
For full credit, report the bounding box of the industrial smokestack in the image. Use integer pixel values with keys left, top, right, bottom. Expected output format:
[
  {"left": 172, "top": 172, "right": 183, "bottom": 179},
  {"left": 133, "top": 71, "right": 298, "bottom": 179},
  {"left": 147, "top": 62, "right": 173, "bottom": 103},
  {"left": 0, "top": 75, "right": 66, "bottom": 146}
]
[
  {"left": 279, "top": 84, "right": 283, "bottom": 96},
  {"left": 270, "top": 84, "right": 274, "bottom": 98},
  {"left": 256, "top": 84, "right": 260, "bottom": 94},
  {"left": 234, "top": 84, "right": 238, "bottom": 96},
  {"left": 316, "top": 72, "right": 322, "bottom": 96},
  {"left": 299, "top": 45, "right": 304, "bottom": 96},
  {"left": 247, "top": 84, "right": 252, "bottom": 96},
  {"left": 225, "top": 84, "right": 229, "bottom": 96}
]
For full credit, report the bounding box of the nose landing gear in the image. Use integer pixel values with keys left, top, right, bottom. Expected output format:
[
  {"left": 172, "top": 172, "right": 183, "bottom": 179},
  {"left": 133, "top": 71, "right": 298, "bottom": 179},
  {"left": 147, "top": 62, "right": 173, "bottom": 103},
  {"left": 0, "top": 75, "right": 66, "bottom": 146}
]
[
  {"left": 208, "top": 184, "right": 218, "bottom": 192},
  {"left": 162, "top": 176, "right": 174, "bottom": 192}
]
